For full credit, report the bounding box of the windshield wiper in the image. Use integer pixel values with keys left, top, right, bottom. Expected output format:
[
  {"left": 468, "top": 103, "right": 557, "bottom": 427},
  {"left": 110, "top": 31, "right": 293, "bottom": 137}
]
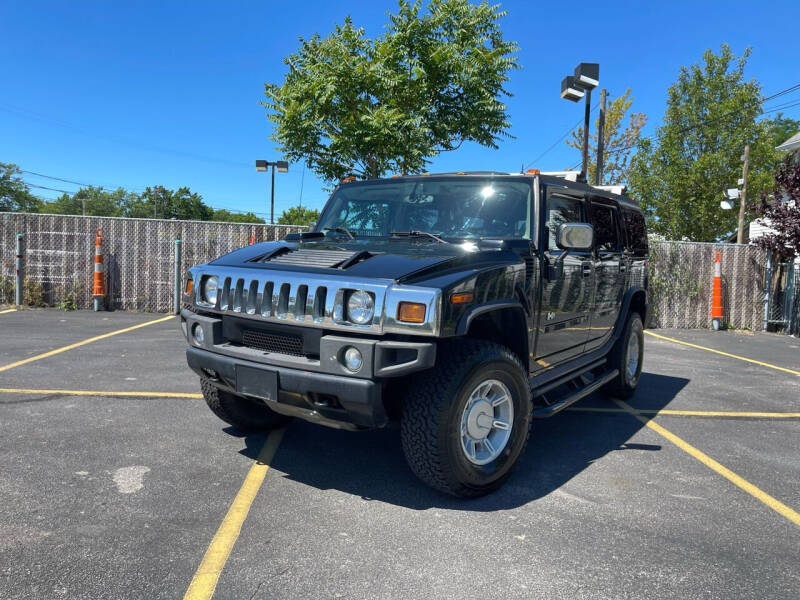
[
  {"left": 321, "top": 227, "right": 355, "bottom": 240},
  {"left": 390, "top": 230, "right": 451, "bottom": 244}
]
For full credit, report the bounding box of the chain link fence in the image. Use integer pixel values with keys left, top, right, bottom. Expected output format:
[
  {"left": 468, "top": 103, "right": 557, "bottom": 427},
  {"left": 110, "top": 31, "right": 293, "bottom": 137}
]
[
  {"left": 2, "top": 213, "right": 797, "bottom": 333},
  {"left": 648, "top": 241, "right": 768, "bottom": 330},
  {"left": 1, "top": 213, "right": 307, "bottom": 312}
]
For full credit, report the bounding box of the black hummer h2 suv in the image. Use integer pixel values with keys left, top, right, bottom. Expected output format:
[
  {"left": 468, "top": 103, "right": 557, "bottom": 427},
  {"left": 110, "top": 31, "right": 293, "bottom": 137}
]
[{"left": 181, "top": 171, "right": 648, "bottom": 497}]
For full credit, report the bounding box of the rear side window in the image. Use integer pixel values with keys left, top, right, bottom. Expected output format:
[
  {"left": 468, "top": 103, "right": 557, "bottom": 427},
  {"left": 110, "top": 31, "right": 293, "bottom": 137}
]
[
  {"left": 589, "top": 203, "right": 620, "bottom": 252},
  {"left": 546, "top": 195, "right": 584, "bottom": 251},
  {"left": 622, "top": 208, "right": 648, "bottom": 256}
]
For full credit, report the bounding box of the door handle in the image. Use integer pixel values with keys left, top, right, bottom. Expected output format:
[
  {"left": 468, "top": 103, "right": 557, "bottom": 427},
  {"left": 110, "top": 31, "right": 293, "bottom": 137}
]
[{"left": 582, "top": 262, "right": 592, "bottom": 277}]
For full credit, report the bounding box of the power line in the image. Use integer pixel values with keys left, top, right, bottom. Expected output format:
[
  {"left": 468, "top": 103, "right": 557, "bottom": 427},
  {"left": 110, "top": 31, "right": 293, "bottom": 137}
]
[
  {"left": 24, "top": 182, "right": 74, "bottom": 194},
  {"left": 21, "top": 170, "right": 92, "bottom": 188},
  {"left": 524, "top": 102, "right": 600, "bottom": 171},
  {"left": 0, "top": 101, "right": 251, "bottom": 170}
]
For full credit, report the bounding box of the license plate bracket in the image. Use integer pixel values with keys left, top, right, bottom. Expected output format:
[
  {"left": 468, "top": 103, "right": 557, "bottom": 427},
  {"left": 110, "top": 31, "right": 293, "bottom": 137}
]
[{"left": 235, "top": 366, "right": 278, "bottom": 403}]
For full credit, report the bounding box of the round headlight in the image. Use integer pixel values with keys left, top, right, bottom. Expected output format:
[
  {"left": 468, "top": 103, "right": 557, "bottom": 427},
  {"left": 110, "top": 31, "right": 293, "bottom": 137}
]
[
  {"left": 347, "top": 290, "right": 374, "bottom": 325},
  {"left": 343, "top": 346, "right": 363, "bottom": 372},
  {"left": 202, "top": 276, "right": 219, "bottom": 305}
]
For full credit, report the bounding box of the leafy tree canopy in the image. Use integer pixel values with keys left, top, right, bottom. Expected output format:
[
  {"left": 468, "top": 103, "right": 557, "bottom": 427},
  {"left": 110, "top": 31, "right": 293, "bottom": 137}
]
[
  {"left": 567, "top": 89, "right": 647, "bottom": 185},
  {"left": 278, "top": 205, "right": 320, "bottom": 226},
  {"left": 751, "top": 155, "right": 800, "bottom": 261},
  {"left": 628, "top": 45, "right": 799, "bottom": 241},
  {"left": 263, "top": 0, "right": 519, "bottom": 182},
  {"left": 0, "top": 163, "right": 42, "bottom": 213}
]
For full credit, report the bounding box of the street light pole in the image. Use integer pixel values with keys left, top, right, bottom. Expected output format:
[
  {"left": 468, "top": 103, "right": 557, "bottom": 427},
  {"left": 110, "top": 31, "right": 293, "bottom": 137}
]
[
  {"left": 560, "top": 63, "right": 599, "bottom": 184},
  {"left": 255, "top": 159, "right": 289, "bottom": 225},
  {"left": 581, "top": 87, "right": 592, "bottom": 183}
]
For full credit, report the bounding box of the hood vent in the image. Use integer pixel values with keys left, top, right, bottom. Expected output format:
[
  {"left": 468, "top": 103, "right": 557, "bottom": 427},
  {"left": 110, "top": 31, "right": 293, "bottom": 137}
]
[{"left": 255, "top": 247, "right": 358, "bottom": 269}]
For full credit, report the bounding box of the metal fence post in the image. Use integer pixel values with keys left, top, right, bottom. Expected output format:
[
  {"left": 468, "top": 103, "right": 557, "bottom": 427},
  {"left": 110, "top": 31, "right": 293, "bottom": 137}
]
[
  {"left": 15, "top": 233, "right": 24, "bottom": 306},
  {"left": 173, "top": 239, "right": 182, "bottom": 315},
  {"left": 762, "top": 252, "right": 773, "bottom": 331}
]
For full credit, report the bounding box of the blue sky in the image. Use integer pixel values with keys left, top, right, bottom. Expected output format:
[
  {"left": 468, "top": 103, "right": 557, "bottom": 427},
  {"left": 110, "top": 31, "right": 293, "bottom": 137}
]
[{"left": 2, "top": 1, "right": 799, "bottom": 218}]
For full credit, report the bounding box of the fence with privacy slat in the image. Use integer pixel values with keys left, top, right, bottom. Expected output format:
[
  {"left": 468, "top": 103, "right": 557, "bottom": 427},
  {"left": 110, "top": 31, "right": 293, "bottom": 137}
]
[
  {"left": 647, "top": 241, "right": 768, "bottom": 330},
  {"left": 1, "top": 212, "right": 795, "bottom": 332},
  {"left": 0, "top": 213, "right": 306, "bottom": 312}
]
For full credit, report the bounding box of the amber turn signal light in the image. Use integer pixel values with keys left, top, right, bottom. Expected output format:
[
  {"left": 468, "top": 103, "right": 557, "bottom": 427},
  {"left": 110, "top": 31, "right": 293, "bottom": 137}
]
[
  {"left": 397, "top": 302, "right": 426, "bottom": 323},
  {"left": 450, "top": 292, "right": 474, "bottom": 305},
  {"left": 185, "top": 279, "right": 194, "bottom": 295}
]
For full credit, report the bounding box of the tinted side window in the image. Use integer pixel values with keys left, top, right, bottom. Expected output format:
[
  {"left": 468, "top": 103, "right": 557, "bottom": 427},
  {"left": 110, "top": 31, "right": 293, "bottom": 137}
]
[
  {"left": 622, "top": 208, "right": 648, "bottom": 256},
  {"left": 590, "top": 203, "right": 620, "bottom": 252},
  {"left": 546, "top": 195, "right": 583, "bottom": 251}
]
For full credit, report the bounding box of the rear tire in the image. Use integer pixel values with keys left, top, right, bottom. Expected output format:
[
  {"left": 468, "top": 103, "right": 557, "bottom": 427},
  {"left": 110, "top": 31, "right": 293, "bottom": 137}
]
[
  {"left": 201, "top": 377, "right": 291, "bottom": 432},
  {"left": 400, "top": 341, "right": 532, "bottom": 497},
  {"left": 603, "top": 312, "right": 644, "bottom": 399}
]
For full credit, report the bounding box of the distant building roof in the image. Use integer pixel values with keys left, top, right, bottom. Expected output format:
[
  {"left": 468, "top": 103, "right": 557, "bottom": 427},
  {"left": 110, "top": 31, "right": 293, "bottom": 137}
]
[{"left": 776, "top": 131, "right": 800, "bottom": 152}]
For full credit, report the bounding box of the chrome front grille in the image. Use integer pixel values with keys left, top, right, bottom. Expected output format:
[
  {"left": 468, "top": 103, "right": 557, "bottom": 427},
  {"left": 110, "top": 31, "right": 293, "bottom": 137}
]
[{"left": 190, "top": 266, "right": 441, "bottom": 336}]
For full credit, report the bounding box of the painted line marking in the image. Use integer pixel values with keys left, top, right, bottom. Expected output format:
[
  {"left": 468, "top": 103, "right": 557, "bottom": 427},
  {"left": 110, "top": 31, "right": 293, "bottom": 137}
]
[
  {"left": 0, "top": 315, "right": 175, "bottom": 373},
  {"left": 0, "top": 387, "right": 201, "bottom": 399},
  {"left": 613, "top": 399, "right": 800, "bottom": 527},
  {"left": 644, "top": 330, "right": 800, "bottom": 377},
  {"left": 183, "top": 428, "right": 285, "bottom": 600},
  {"left": 0, "top": 308, "right": 17, "bottom": 314},
  {"left": 567, "top": 407, "right": 800, "bottom": 419}
]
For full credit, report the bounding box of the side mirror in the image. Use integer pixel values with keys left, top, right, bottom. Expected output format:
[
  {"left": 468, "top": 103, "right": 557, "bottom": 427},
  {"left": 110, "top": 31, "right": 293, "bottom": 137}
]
[
  {"left": 556, "top": 222, "right": 594, "bottom": 251},
  {"left": 307, "top": 221, "right": 317, "bottom": 230}
]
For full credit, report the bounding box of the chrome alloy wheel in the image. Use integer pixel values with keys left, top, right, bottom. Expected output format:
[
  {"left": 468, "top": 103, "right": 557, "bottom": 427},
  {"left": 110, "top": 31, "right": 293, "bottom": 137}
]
[
  {"left": 459, "top": 379, "right": 514, "bottom": 466},
  {"left": 625, "top": 328, "right": 640, "bottom": 383}
]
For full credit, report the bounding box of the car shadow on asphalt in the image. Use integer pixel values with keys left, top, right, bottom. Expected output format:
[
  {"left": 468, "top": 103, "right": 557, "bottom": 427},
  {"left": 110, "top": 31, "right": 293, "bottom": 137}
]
[{"left": 228, "top": 371, "right": 689, "bottom": 511}]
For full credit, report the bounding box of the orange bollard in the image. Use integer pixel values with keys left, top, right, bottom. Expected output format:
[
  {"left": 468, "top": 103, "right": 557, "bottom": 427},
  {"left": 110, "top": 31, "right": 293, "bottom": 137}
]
[
  {"left": 711, "top": 251, "right": 723, "bottom": 330},
  {"left": 249, "top": 231, "right": 256, "bottom": 245},
  {"left": 92, "top": 227, "right": 105, "bottom": 311}
]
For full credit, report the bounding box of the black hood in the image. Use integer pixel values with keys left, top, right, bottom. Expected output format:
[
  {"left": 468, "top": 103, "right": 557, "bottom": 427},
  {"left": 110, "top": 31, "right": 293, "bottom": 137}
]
[{"left": 208, "top": 238, "right": 523, "bottom": 283}]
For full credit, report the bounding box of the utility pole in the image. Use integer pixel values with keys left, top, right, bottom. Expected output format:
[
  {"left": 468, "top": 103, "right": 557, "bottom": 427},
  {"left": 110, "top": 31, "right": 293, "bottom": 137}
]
[
  {"left": 81, "top": 196, "right": 86, "bottom": 216},
  {"left": 595, "top": 88, "right": 607, "bottom": 186},
  {"left": 737, "top": 144, "right": 750, "bottom": 244}
]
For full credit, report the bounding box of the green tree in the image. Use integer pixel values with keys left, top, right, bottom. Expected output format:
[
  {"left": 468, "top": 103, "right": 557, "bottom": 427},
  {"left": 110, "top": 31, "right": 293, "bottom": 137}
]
[
  {"left": 628, "top": 45, "right": 794, "bottom": 241},
  {"left": 40, "top": 186, "right": 136, "bottom": 217},
  {"left": 278, "top": 205, "right": 320, "bottom": 226},
  {"left": 263, "top": 0, "right": 519, "bottom": 182},
  {"left": 125, "top": 186, "right": 213, "bottom": 220},
  {"left": 0, "top": 162, "right": 41, "bottom": 212},
  {"left": 211, "top": 209, "right": 265, "bottom": 224},
  {"left": 567, "top": 89, "right": 647, "bottom": 184}
]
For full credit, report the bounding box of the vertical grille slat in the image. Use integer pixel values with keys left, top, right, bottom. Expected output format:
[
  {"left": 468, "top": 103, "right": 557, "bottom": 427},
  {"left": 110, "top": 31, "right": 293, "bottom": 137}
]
[
  {"left": 277, "top": 283, "right": 290, "bottom": 318},
  {"left": 313, "top": 286, "right": 327, "bottom": 323},
  {"left": 261, "top": 281, "right": 274, "bottom": 317},
  {"left": 220, "top": 277, "right": 232, "bottom": 310},
  {"left": 294, "top": 285, "right": 308, "bottom": 321},
  {"left": 233, "top": 278, "right": 245, "bottom": 312},
  {"left": 246, "top": 280, "right": 258, "bottom": 314}
]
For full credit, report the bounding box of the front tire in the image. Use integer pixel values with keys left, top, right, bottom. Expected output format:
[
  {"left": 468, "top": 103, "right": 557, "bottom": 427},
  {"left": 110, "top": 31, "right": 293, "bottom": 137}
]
[
  {"left": 603, "top": 312, "right": 644, "bottom": 399},
  {"left": 201, "top": 377, "right": 291, "bottom": 432},
  {"left": 400, "top": 341, "right": 532, "bottom": 497}
]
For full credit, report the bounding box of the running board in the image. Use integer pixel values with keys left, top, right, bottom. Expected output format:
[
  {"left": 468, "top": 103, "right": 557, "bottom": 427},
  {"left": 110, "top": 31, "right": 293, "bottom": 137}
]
[{"left": 531, "top": 369, "right": 619, "bottom": 418}]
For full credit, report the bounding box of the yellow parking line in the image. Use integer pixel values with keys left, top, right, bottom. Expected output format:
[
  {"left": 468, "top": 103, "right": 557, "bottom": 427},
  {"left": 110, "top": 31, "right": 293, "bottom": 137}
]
[
  {"left": 567, "top": 407, "right": 800, "bottom": 419},
  {"left": 0, "top": 308, "right": 16, "bottom": 314},
  {"left": 613, "top": 399, "right": 800, "bottom": 527},
  {"left": 0, "top": 315, "right": 175, "bottom": 373},
  {"left": 183, "top": 428, "right": 285, "bottom": 600},
  {"left": 0, "top": 387, "right": 201, "bottom": 399},
  {"left": 644, "top": 330, "right": 800, "bottom": 377}
]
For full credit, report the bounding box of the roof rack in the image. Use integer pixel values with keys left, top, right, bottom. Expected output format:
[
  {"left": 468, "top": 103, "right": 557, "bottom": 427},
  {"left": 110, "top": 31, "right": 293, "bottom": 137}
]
[{"left": 539, "top": 171, "right": 580, "bottom": 182}]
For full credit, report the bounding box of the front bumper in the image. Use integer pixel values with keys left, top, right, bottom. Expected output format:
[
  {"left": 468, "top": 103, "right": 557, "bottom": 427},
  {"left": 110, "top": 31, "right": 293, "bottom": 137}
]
[
  {"left": 187, "top": 346, "right": 387, "bottom": 429},
  {"left": 182, "top": 309, "right": 436, "bottom": 429}
]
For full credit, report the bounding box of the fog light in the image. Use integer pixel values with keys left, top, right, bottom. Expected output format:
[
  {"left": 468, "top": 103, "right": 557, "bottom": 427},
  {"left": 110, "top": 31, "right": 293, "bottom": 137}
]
[
  {"left": 343, "top": 346, "right": 363, "bottom": 372},
  {"left": 192, "top": 323, "right": 205, "bottom": 345}
]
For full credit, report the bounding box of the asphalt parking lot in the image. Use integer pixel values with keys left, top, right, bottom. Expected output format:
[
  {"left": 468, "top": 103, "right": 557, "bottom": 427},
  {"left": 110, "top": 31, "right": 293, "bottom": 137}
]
[{"left": 1, "top": 308, "right": 798, "bottom": 600}]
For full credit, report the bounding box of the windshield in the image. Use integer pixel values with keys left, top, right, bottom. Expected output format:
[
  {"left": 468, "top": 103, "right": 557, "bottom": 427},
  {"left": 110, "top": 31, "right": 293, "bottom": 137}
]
[{"left": 316, "top": 177, "right": 532, "bottom": 240}]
